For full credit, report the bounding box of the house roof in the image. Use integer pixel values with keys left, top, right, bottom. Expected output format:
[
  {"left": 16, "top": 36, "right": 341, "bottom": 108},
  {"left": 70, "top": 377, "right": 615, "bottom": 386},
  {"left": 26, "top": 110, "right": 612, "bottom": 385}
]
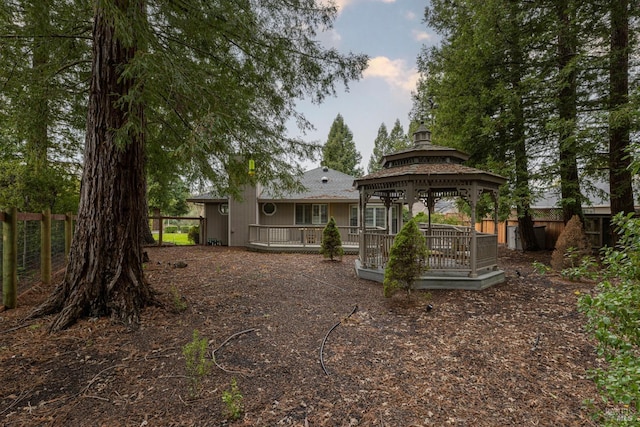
[
  {"left": 188, "top": 166, "right": 359, "bottom": 203},
  {"left": 260, "top": 166, "right": 358, "bottom": 202}
]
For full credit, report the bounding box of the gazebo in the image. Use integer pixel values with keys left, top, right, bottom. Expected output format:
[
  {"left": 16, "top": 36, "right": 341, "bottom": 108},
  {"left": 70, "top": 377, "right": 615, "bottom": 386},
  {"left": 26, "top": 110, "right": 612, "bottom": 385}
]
[{"left": 353, "top": 123, "right": 507, "bottom": 290}]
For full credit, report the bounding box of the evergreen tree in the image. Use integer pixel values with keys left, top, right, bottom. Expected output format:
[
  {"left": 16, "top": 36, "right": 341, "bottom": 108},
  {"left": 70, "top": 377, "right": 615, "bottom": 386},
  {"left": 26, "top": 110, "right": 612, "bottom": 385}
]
[
  {"left": 320, "top": 217, "right": 344, "bottom": 261},
  {"left": 383, "top": 219, "right": 428, "bottom": 298},
  {"left": 30, "top": 0, "right": 367, "bottom": 331},
  {"left": 367, "top": 123, "right": 389, "bottom": 173},
  {"left": 0, "top": 0, "right": 90, "bottom": 212},
  {"left": 608, "top": 0, "right": 635, "bottom": 229},
  {"left": 417, "top": 0, "right": 541, "bottom": 250},
  {"left": 367, "top": 119, "right": 410, "bottom": 174},
  {"left": 388, "top": 119, "right": 411, "bottom": 152},
  {"left": 322, "top": 114, "right": 364, "bottom": 177}
]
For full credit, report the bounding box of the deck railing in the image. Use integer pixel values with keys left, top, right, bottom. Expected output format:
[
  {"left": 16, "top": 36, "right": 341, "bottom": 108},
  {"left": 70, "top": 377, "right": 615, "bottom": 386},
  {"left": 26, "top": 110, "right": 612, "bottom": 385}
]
[
  {"left": 248, "top": 223, "right": 498, "bottom": 274},
  {"left": 248, "top": 224, "right": 360, "bottom": 247}
]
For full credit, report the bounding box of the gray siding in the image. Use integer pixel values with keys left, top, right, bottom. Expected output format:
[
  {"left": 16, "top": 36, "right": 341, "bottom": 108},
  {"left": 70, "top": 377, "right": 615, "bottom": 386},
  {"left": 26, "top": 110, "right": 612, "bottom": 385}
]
[
  {"left": 229, "top": 185, "right": 258, "bottom": 246},
  {"left": 205, "top": 203, "right": 229, "bottom": 245}
]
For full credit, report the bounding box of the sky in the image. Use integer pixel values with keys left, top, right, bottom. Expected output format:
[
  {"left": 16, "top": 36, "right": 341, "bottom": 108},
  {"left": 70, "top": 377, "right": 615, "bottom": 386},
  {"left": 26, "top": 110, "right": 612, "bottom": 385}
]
[{"left": 289, "top": 0, "right": 439, "bottom": 171}]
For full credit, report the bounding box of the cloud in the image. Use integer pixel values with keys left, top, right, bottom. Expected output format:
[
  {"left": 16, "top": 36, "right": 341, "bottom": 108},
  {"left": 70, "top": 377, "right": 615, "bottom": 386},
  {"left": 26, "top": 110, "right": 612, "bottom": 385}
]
[
  {"left": 412, "top": 30, "right": 432, "bottom": 42},
  {"left": 363, "top": 56, "right": 419, "bottom": 94},
  {"left": 331, "top": 0, "right": 396, "bottom": 14}
]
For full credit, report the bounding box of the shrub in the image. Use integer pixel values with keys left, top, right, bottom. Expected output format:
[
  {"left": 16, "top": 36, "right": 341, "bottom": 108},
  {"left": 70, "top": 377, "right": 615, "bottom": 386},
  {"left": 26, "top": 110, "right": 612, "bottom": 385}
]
[
  {"left": 320, "top": 217, "right": 344, "bottom": 261},
  {"left": 188, "top": 226, "right": 200, "bottom": 244},
  {"left": 222, "top": 377, "right": 244, "bottom": 420},
  {"left": 383, "top": 219, "right": 428, "bottom": 297},
  {"left": 182, "top": 330, "right": 212, "bottom": 398},
  {"left": 551, "top": 214, "right": 592, "bottom": 271},
  {"left": 164, "top": 225, "right": 178, "bottom": 233},
  {"left": 579, "top": 213, "right": 640, "bottom": 424}
]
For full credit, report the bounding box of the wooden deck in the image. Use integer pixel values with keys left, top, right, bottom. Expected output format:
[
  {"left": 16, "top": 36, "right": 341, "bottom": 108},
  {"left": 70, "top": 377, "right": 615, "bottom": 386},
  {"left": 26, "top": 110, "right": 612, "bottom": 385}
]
[{"left": 246, "top": 223, "right": 505, "bottom": 288}]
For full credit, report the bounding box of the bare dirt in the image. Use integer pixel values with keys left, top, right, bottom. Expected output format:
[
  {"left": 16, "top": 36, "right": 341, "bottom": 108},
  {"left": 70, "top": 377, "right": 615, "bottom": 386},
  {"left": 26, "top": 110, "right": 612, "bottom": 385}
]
[{"left": 1, "top": 245, "right": 604, "bottom": 426}]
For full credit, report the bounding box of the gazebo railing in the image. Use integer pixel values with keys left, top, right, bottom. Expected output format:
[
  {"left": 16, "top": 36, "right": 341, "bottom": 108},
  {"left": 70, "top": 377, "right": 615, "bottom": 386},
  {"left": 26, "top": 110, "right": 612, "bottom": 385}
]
[{"left": 361, "top": 226, "right": 498, "bottom": 274}]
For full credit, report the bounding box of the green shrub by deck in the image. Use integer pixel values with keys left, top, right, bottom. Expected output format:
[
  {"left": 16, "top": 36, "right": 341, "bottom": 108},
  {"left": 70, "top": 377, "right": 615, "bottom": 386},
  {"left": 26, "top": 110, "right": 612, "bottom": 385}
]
[
  {"left": 320, "top": 217, "right": 344, "bottom": 261},
  {"left": 383, "top": 219, "right": 428, "bottom": 297}
]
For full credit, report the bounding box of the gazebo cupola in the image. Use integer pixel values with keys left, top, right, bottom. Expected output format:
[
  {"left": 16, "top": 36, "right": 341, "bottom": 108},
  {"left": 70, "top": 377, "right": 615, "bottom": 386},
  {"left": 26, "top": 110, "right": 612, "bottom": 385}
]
[{"left": 353, "top": 123, "right": 508, "bottom": 290}]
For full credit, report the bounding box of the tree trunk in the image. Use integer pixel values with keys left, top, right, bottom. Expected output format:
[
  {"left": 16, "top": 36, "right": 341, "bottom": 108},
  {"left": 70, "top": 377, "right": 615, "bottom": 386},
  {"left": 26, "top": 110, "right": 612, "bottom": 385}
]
[
  {"left": 609, "top": 0, "right": 634, "bottom": 240},
  {"left": 509, "top": 20, "right": 540, "bottom": 252},
  {"left": 31, "top": 0, "right": 156, "bottom": 331},
  {"left": 556, "top": 0, "right": 584, "bottom": 224}
]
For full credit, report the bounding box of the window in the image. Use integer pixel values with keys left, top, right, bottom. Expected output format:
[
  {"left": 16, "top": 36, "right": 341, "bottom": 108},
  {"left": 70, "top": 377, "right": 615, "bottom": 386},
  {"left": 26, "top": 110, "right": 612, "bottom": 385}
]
[
  {"left": 295, "top": 203, "right": 328, "bottom": 225},
  {"left": 350, "top": 204, "right": 394, "bottom": 230},
  {"left": 262, "top": 202, "right": 277, "bottom": 216},
  {"left": 349, "top": 205, "right": 358, "bottom": 233},
  {"left": 218, "top": 203, "right": 229, "bottom": 215},
  {"left": 366, "top": 206, "right": 386, "bottom": 229}
]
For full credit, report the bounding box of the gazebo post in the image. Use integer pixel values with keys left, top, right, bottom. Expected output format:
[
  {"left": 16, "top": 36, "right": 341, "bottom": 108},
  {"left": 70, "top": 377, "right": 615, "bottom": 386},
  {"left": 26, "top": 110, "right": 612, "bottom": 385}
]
[
  {"left": 359, "top": 191, "right": 369, "bottom": 267},
  {"left": 469, "top": 181, "right": 478, "bottom": 278}
]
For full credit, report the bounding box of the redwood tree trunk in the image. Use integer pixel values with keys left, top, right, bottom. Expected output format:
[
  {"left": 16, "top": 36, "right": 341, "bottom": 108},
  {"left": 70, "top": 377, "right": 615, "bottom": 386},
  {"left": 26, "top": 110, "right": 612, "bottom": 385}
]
[
  {"left": 556, "top": 0, "right": 584, "bottom": 224},
  {"left": 609, "top": 0, "right": 634, "bottom": 241},
  {"left": 32, "top": 0, "right": 155, "bottom": 331}
]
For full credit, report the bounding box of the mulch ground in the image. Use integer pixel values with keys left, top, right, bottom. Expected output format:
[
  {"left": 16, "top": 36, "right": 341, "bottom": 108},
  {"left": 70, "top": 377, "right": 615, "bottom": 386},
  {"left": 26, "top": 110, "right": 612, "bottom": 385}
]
[{"left": 1, "top": 245, "right": 605, "bottom": 426}]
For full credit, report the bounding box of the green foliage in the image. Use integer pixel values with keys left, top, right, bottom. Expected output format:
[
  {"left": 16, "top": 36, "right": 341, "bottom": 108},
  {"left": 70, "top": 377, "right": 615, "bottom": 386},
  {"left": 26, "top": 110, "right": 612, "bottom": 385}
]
[
  {"left": 187, "top": 226, "right": 200, "bottom": 244},
  {"left": 532, "top": 260, "right": 551, "bottom": 275},
  {"left": 222, "top": 377, "right": 244, "bottom": 421},
  {"left": 322, "top": 114, "right": 364, "bottom": 177},
  {"left": 579, "top": 213, "right": 640, "bottom": 424},
  {"left": 170, "top": 285, "right": 188, "bottom": 313},
  {"left": 1, "top": 0, "right": 368, "bottom": 214},
  {"left": 383, "top": 219, "right": 428, "bottom": 298},
  {"left": 319, "top": 217, "right": 344, "bottom": 261},
  {"left": 182, "top": 330, "right": 212, "bottom": 398},
  {"left": 560, "top": 248, "right": 599, "bottom": 282},
  {"left": 367, "top": 119, "right": 411, "bottom": 173},
  {"left": 412, "top": 211, "right": 464, "bottom": 226}
]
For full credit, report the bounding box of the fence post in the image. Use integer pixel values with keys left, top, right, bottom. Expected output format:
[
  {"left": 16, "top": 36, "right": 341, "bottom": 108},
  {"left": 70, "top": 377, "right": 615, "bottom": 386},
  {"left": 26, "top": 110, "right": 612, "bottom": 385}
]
[
  {"left": 65, "top": 212, "right": 73, "bottom": 262},
  {"left": 3, "top": 207, "right": 18, "bottom": 309},
  {"left": 41, "top": 208, "right": 52, "bottom": 285}
]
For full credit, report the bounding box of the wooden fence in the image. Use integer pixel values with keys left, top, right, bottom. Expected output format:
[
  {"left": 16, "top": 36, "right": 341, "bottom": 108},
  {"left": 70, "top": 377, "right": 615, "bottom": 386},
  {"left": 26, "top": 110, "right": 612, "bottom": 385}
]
[{"left": 1, "top": 208, "right": 75, "bottom": 309}]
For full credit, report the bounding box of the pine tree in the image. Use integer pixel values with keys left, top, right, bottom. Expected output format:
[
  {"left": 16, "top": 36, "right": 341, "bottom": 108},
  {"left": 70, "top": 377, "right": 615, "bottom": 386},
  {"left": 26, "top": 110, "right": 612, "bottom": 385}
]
[
  {"left": 383, "top": 220, "right": 428, "bottom": 298},
  {"left": 320, "top": 217, "right": 344, "bottom": 261},
  {"left": 368, "top": 119, "right": 410, "bottom": 174},
  {"left": 367, "top": 123, "right": 389, "bottom": 173},
  {"left": 322, "top": 114, "right": 364, "bottom": 177},
  {"left": 388, "top": 119, "right": 411, "bottom": 152}
]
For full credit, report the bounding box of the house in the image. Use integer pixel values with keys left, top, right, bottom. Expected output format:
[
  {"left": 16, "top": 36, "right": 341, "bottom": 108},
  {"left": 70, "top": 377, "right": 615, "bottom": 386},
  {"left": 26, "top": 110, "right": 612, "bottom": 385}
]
[{"left": 187, "top": 166, "right": 402, "bottom": 251}]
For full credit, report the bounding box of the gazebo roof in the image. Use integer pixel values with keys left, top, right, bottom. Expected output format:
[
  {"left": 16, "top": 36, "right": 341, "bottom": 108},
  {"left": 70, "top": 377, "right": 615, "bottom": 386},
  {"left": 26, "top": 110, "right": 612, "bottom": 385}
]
[{"left": 354, "top": 122, "right": 506, "bottom": 192}]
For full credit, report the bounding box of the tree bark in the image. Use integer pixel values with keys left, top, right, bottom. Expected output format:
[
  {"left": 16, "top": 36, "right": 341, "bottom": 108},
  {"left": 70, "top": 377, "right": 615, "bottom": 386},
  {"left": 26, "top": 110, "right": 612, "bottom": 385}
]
[
  {"left": 31, "top": 0, "right": 156, "bottom": 331},
  {"left": 556, "top": 0, "right": 584, "bottom": 224},
  {"left": 609, "top": 0, "right": 635, "bottom": 239}
]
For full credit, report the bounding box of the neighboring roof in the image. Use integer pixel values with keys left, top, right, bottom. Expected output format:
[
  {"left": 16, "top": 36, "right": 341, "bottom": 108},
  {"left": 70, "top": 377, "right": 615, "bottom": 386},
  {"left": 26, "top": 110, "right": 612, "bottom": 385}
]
[
  {"left": 188, "top": 166, "right": 359, "bottom": 203},
  {"left": 260, "top": 166, "right": 358, "bottom": 202},
  {"left": 532, "top": 179, "right": 640, "bottom": 210}
]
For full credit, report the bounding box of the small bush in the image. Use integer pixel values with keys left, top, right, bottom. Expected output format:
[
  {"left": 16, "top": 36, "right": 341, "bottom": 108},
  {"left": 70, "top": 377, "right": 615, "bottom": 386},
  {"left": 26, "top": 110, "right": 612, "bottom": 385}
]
[
  {"left": 170, "top": 285, "right": 187, "bottom": 312},
  {"left": 164, "top": 225, "right": 178, "bottom": 233},
  {"left": 222, "top": 377, "right": 244, "bottom": 420},
  {"left": 188, "top": 226, "right": 200, "bottom": 244},
  {"left": 182, "top": 330, "right": 212, "bottom": 398},
  {"left": 383, "top": 219, "right": 428, "bottom": 298},
  {"left": 320, "top": 217, "right": 344, "bottom": 261},
  {"left": 551, "top": 215, "right": 592, "bottom": 271}
]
